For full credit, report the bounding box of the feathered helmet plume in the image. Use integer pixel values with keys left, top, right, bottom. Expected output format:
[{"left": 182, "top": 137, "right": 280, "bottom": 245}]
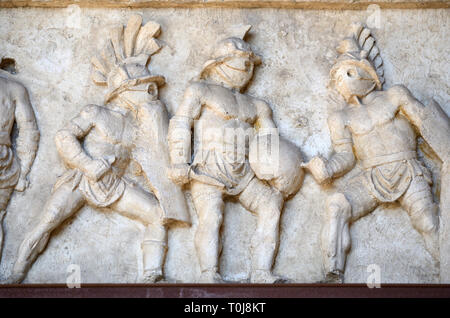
[
  {"left": 199, "top": 25, "right": 262, "bottom": 79},
  {"left": 331, "top": 23, "right": 385, "bottom": 89},
  {"left": 91, "top": 15, "right": 165, "bottom": 103}
]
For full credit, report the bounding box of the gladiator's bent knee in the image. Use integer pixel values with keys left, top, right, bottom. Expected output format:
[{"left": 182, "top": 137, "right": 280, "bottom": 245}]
[
  {"left": 413, "top": 200, "right": 439, "bottom": 261},
  {"left": 198, "top": 204, "right": 223, "bottom": 231},
  {"left": 415, "top": 202, "right": 438, "bottom": 235},
  {"left": 404, "top": 193, "right": 438, "bottom": 235},
  {"left": 253, "top": 189, "right": 283, "bottom": 221},
  {"left": 322, "top": 193, "right": 352, "bottom": 277},
  {"left": 401, "top": 190, "right": 439, "bottom": 261},
  {"left": 195, "top": 195, "right": 224, "bottom": 240},
  {"left": 326, "top": 193, "right": 351, "bottom": 221}
]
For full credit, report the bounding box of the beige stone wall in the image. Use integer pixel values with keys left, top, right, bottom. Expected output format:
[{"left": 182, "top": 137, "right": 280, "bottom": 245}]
[{"left": 0, "top": 6, "right": 448, "bottom": 283}]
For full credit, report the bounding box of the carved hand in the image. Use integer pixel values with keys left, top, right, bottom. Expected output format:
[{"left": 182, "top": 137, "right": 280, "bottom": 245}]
[
  {"left": 302, "top": 156, "right": 332, "bottom": 185},
  {"left": 15, "top": 176, "right": 30, "bottom": 192},
  {"left": 168, "top": 163, "right": 191, "bottom": 186}
]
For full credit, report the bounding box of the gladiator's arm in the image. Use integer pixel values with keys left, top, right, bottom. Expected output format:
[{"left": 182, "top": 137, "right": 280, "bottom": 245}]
[
  {"left": 392, "top": 85, "right": 450, "bottom": 162},
  {"left": 13, "top": 83, "right": 39, "bottom": 181},
  {"left": 168, "top": 82, "right": 204, "bottom": 165},
  {"left": 326, "top": 111, "right": 355, "bottom": 178},
  {"left": 54, "top": 105, "right": 108, "bottom": 181},
  {"left": 391, "top": 84, "right": 445, "bottom": 132},
  {"left": 391, "top": 85, "right": 427, "bottom": 122}
]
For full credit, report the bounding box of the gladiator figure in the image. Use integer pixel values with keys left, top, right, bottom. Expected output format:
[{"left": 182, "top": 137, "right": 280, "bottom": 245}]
[
  {"left": 168, "top": 26, "right": 304, "bottom": 283},
  {"left": 302, "top": 23, "right": 449, "bottom": 281},
  {"left": 0, "top": 63, "right": 39, "bottom": 262},
  {"left": 7, "top": 16, "right": 189, "bottom": 283}
]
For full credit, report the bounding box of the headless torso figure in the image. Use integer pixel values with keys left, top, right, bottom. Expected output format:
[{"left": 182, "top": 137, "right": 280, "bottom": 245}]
[
  {"left": 7, "top": 16, "right": 189, "bottom": 283},
  {"left": 303, "top": 24, "right": 448, "bottom": 281},
  {"left": 168, "top": 26, "right": 304, "bottom": 283},
  {"left": 0, "top": 68, "right": 39, "bottom": 262}
]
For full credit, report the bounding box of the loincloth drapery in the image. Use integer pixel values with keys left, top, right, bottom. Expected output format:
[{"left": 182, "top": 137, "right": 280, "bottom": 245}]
[
  {"left": 0, "top": 145, "right": 20, "bottom": 189},
  {"left": 192, "top": 148, "right": 255, "bottom": 196},
  {"left": 53, "top": 169, "right": 126, "bottom": 208},
  {"left": 364, "top": 158, "right": 432, "bottom": 203}
]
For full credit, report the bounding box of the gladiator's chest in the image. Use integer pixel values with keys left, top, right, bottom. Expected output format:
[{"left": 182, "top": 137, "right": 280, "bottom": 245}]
[
  {"left": 348, "top": 98, "right": 398, "bottom": 136},
  {"left": 93, "top": 110, "right": 136, "bottom": 148},
  {"left": 204, "top": 88, "right": 257, "bottom": 124}
]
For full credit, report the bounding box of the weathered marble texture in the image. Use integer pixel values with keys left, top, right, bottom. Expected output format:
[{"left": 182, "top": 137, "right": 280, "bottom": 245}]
[
  {"left": 0, "top": 0, "right": 448, "bottom": 9},
  {"left": 0, "top": 6, "right": 448, "bottom": 283}
]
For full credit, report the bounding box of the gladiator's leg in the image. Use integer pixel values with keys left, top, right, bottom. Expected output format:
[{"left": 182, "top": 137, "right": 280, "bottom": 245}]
[
  {"left": 7, "top": 183, "right": 85, "bottom": 283},
  {"left": 110, "top": 184, "right": 166, "bottom": 283},
  {"left": 399, "top": 177, "right": 439, "bottom": 261},
  {"left": 141, "top": 224, "right": 167, "bottom": 283},
  {"left": 322, "top": 193, "right": 351, "bottom": 281},
  {"left": 239, "top": 178, "right": 284, "bottom": 283},
  {"left": 322, "top": 176, "right": 378, "bottom": 282},
  {"left": 191, "top": 181, "right": 224, "bottom": 283},
  {"left": 0, "top": 188, "right": 14, "bottom": 261}
]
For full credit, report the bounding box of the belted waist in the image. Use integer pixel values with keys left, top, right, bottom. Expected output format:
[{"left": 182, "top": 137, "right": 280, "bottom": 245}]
[
  {"left": 361, "top": 151, "right": 416, "bottom": 169},
  {"left": 0, "top": 132, "right": 11, "bottom": 146}
]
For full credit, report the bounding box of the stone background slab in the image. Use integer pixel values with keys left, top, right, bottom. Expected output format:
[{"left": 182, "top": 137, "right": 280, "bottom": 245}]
[{"left": 0, "top": 6, "right": 448, "bottom": 283}]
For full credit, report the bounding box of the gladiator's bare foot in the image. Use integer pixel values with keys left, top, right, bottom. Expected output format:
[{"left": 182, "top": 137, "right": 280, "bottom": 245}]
[
  {"left": 143, "top": 269, "right": 164, "bottom": 284},
  {"left": 323, "top": 270, "right": 344, "bottom": 283},
  {"left": 250, "top": 270, "right": 286, "bottom": 284},
  {"left": 198, "top": 270, "right": 223, "bottom": 284}
]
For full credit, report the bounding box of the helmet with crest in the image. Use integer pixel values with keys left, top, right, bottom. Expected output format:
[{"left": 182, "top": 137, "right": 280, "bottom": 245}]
[
  {"left": 330, "top": 23, "right": 385, "bottom": 91},
  {"left": 91, "top": 15, "right": 165, "bottom": 103},
  {"left": 199, "top": 25, "right": 262, "bottom": 80}
]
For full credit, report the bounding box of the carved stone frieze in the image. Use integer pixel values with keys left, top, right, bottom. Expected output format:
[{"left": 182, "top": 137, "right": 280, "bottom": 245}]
[{"left": 0, "top": 6, "right": 447, "bottom": 284}]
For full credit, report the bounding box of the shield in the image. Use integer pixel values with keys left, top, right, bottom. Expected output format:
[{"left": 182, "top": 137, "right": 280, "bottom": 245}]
[{"left": 132, "top": 100, "right": 191, "bottom": 225}]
